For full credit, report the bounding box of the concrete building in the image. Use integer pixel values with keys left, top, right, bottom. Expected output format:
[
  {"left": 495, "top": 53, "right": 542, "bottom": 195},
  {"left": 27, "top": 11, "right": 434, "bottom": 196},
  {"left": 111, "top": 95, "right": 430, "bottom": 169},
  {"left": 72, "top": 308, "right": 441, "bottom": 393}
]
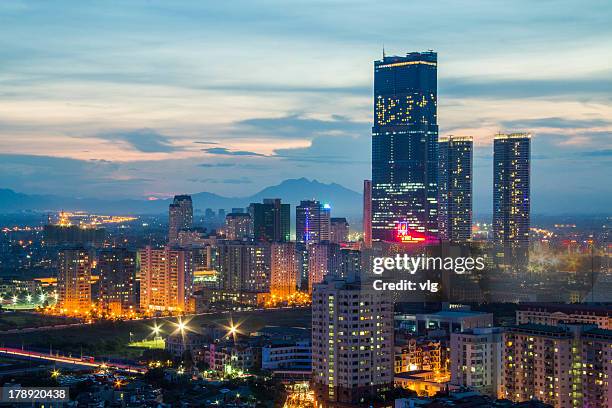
[
  {"left": 223, "top": 213, "right": 253, "bottom": 240},
  {"left": 168, "top": 195, "right": 193, "bottom": 244},
  {"left": 270, "top": 242, "right": 298, "bottom": 298},
  {"left": 502, "top": 324, "right": 612, "bottom": 408},
  {"left": 57, "top": 247, "right": 92, "bottom": 313},
  {"left": 330, "top": 217, "right": 349, "bottom": 244},
  {"left": 450, "top": 327, "right": 503, "bottom": 397},
  {"left": 311, "top": 278, "right": 394, "bottom": 406},
  {"left": 516, "top": 303, "right": 612, "bottom": 329},
  {"left": 138, "top": 246, "right": 194, "bottom": 313}
]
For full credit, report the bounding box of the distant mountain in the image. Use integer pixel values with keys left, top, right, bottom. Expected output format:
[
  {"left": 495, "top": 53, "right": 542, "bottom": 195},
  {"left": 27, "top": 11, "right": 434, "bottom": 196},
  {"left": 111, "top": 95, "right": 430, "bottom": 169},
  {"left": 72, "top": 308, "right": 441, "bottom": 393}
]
[{"left": 0, "top": 178, "right": 363, "bottom": 219}]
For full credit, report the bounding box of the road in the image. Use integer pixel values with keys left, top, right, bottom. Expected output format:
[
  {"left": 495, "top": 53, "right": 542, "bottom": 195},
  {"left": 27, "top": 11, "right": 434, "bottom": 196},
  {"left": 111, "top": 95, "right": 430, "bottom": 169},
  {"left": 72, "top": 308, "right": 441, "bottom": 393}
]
[{"left": 0, "top": 347, "right": 146, "bottom": 374}]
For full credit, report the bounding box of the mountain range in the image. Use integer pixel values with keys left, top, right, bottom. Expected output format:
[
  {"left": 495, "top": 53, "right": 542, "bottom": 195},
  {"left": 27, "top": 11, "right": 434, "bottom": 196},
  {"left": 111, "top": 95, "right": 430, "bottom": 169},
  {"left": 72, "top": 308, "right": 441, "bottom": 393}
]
[{"left": 0, "top": 178, "right": 363, "bottom": 219}]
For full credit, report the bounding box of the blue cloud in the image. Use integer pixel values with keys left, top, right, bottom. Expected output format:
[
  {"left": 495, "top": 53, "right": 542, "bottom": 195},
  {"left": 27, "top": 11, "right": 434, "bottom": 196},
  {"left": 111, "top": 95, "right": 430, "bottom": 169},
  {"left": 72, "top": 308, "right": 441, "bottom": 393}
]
[{"left": 97, "top": 129, "right": 182, "bottom": 153}]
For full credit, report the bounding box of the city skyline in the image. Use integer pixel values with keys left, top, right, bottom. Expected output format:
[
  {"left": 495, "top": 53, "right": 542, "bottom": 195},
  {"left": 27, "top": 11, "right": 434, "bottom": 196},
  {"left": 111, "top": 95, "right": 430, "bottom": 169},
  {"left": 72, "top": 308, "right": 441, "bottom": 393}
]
[{"left": 0, "top": 1, "right": 611, "bottom": 216}]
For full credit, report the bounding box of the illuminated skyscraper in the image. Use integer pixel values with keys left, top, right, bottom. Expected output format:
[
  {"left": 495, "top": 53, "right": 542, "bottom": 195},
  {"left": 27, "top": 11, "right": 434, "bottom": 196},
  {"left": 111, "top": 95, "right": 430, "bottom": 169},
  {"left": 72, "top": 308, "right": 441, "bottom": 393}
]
[
  {"left": 493, "top": 133, "right": 530, "bottom": 268},
  {"left": 168, "top": 195, "right": 193, "bottom": 244},
  {"left": 248, "top": 198, "right": 290, "bottom": 242},
  {"left": 57, "top": 247, "right": 92, "bottom": 313},
  {"left": 296, "top": 200, "right": 331, "bottom": 244},
  {"left": 438, "top": 135, "right": 473, "bottom": 242},
  {"left": 372, "top": 51, "right": 439, "bottom": 242}
]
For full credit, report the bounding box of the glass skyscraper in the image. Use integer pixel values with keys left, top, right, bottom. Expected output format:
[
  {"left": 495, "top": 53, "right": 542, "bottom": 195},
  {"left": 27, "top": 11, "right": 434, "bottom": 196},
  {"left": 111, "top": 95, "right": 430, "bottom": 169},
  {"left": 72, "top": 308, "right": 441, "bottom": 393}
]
[
  {"left": 493, "top": 133, "right": 531, "bottom": 269},
  {"left": 438, "top": 135, "right": 473, "bottom": 242},
  {"left": 371, "top": 51, "right": 439, "bottom": 242}
]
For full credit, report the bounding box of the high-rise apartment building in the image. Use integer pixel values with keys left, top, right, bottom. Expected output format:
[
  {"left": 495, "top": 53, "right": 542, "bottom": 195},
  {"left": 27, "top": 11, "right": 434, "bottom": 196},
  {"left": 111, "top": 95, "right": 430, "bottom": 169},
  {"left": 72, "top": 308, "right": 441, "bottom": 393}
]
[
  {"left": 330, "top": 217, "right": 349, "bottom": 244},
  {"left": 138, "top": 246, "right": 194, "bottom": 312},
  {"left": 363, "top": 179, "right": 372, "bottom": 248},
  {"left": 296, "top": 200, "right": 331, "bottom": 244},
  {"left": 311, "top": 278, "right": 394, "bottom": 406},
  {"left": 502, "top": 324, "right": 612, "bottom": 408},
  {"left": 493, "top": 133, "right": 531, "bottom": 268},
  {"left": 307, "top": 243, "right": 330, "bottom": 293},
  {"left": 223, "top": 212, "right": 253, "bottom": 240},
  {"left": 248, "top": 199, "right": 290, "bottom": 242},
  {"left": 372, "top": 51, "right": 439, "bottom": 242},
  {"left": 438, "top": 135, "right": 473, "bottom": 242},
  {"left": 57, "top": 247, "right": 92, "bottom": 313},
  {"left": 168, "top": 195, "right": 193, "bottom": 244},
  {"left": 450, "top": 327, "right": 503, "bottom": 397},
  {"left": 214, "top": 241, "right": 270, "bottom": 293},
  {"left": 270, "top": 242, "right": 298, "bottom": 298},
  {"left": 98, "top": 248, "right": 138, "bottom": 315}
]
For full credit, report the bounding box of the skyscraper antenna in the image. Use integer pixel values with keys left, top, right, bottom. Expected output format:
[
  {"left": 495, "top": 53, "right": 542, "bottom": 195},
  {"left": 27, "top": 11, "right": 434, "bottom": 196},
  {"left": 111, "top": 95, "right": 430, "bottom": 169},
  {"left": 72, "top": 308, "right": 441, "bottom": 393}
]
[{"left": 382, "top": 44, "right": 386, "bottom": 58}]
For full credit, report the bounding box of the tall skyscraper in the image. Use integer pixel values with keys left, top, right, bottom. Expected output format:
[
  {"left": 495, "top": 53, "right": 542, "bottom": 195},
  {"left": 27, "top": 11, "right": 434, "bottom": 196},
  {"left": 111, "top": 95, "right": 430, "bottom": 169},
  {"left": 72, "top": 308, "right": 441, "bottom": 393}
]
[
  {"left": 371, "top": 51, "right": 439, "bottom": 242},
  {"left": 248, "top": 199, "right": 290, "bottom": 242},
  {"left": 168, "top": 195, "right": 193, "bottom": 244},
  {"left": 138, "top": 246, "right": 194, "bottom": 312},
  {"left": 438, "top": 135, "right": 473, "bottom": 242},
  {"left": 296, "top": 200, "right": 331, "bottom": 244},
  {"left": 493, "top": 133, "right": 531, "bottom": 268},
  {"left": 98, "top": 248, "right": 138, "bottom": 315},
  {"left": 329, "top": 217, "right": 349, "bottom": 244},
  {"left": 57, "top": 247, "right": 92, "bottom": 313},
  {"left": 311, "top": 278, "right": 394, "bottom": 406},
  {"left": 363, "top": 179, "right": 372, "bottom": 247},
  {"left": 270, "top": 242, "right": 298, "bottom": 298}
]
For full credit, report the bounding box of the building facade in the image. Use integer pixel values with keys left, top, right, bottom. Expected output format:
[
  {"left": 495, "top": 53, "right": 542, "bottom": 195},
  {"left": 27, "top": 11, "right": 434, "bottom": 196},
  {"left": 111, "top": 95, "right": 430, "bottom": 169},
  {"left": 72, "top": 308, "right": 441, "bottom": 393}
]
[
  {"left": 502, "top": 324, "right": 612, "bottom": 408},
  {"left": 330, "top": 217, "right": 349, "bottom": 244},
  {"left": 57, "top": 247, "right": 92, "bottom": 313},
  {"left": 493, "top": 133, "right": 531, "bottom": 269},
  {"left": 450, "top": 327, "right": 503, "bottom": 397},
  {"left": 270, "top": 242, "right": 298, "bottom": 298},
  {"left": 371, "top": 51, "right": 439, "bottom": 242},
  {"left": 138, "top": 246, "right": 194, "bottom": 312},
  {"left": 168, "top": 195, "right": 193, "bottom": 244},
  {"left": 97, "top": 248, "right": 138, "bottom": 315},
  {"left": 311, "top": 278, "right": 394, "bottom": 406},
  {"left": 223, "top": 212, "right": 253, "bottom": 240},
  {"left": 296, "top": 200, "right": 331, "bottom": 244},
  {"left": 248, "top": 199, "right": 290, "bottom": 242},
  {"left": 438, "top": 135, "right": 473, "bottom": 242},
  {"left": 214, "top": 241, "right": 270, "bottom": 293}
]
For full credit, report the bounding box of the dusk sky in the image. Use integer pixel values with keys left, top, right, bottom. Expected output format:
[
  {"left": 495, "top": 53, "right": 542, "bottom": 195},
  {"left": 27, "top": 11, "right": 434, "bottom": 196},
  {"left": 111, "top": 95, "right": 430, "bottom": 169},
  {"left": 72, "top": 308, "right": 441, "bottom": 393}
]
[{"left": 1, "top": 0, "right": 611, "bottom": 215}]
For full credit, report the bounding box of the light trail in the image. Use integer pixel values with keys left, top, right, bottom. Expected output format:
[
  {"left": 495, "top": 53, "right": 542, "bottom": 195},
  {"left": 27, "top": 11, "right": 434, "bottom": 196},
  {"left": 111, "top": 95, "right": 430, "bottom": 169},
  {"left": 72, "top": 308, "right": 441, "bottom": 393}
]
[{"left": 0, "top": 347, "right": 146, "bottom": 374}]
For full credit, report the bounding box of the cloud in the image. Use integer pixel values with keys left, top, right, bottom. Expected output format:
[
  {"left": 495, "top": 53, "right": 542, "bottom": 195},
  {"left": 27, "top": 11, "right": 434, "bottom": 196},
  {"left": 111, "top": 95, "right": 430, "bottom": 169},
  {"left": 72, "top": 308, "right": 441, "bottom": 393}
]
[
  {"left": 501, "top": 117, "right": 612, "bottom": 129},
  {"left": 234, "top": 114, "right": 368, "bottom": 139},
  {"left": 441, "top": 74, "right": 612, "bottom": 100},
  {"left": 96, "top": 129, "right": 182, "bottom": 153},
  {"left": 199, "top": 162, "right": 237, "bottom": 168},
  {"left": 579, "top": 149, "right": 612, "bottom": 157},
  {"left": 202, "top": 147, "right": 266, "bottom": 157}
]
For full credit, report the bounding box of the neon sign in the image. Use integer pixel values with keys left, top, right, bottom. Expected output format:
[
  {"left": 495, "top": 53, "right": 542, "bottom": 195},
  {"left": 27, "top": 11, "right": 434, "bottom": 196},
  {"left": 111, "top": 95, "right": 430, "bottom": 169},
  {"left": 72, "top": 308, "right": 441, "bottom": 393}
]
[{"left": 396, "top": 221, "right": 426, "bottom": 243}]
